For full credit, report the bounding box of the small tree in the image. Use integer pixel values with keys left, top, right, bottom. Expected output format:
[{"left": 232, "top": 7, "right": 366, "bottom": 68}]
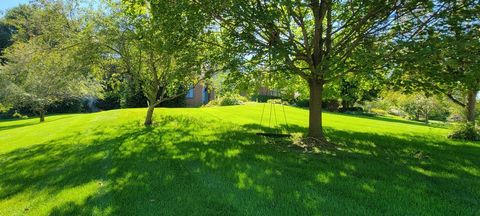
[
  {"left": 399, "top": 94, "right": 437, "bottom": 123},
  {"left": 101, "top": 0, "right": 217, "bottom": 126}
]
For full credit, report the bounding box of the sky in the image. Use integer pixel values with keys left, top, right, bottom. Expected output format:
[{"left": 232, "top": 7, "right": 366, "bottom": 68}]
[{"left": 0, "top": 0, "right": 30, "bottom": 13}]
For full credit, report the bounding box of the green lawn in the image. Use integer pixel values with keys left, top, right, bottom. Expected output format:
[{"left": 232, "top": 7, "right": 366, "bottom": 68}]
[{"left": 0, "top": 103, "right": 479, "bottom": 215}]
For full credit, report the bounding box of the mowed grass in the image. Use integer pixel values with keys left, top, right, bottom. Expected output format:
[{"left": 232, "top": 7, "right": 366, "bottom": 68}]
[{"left": 0, "top": 103, "right": 479, "bottom": 215}]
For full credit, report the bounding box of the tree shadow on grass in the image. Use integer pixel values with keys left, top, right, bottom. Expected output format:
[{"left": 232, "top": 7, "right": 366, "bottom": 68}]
[
  {"left": 0, "top": 115, "right": 479, "bottom": 215},
  {"left": 332, "top": 112, "right": 451, "bottom": 129},
  {"left": 0, "top": 122, "right": 39, "bottom": 132},
  {"left": 0, "top": 116, "right": 76, "bottom": 132}
]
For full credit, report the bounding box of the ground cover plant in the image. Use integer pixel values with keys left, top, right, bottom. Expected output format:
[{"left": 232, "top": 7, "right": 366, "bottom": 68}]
[{"left": 0, "top": 104, "right": 478, "bottom": 215}]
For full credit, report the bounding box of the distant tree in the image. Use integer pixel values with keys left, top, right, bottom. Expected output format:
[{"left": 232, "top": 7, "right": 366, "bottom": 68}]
[
  {"left": 339, "top": 74, "right": 382, "bottom": 111},
  {"left": 0, "top": 1, "right": 101, "bottom": 122},
  {"left": 399, "top": 94, "right": 437, "bottom": 123},
  {"left": 214, "top": 0, "right": 426, "bottom": 141},
  {"left": 0, "top": 22, "right": 14, "bottom": 65},
  {"left": 1, "top": 4, "right": 38, "bottom": 43}
]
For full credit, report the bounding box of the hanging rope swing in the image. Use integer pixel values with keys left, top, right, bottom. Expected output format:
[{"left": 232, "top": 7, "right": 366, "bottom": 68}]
[{"left": 256, "top": 100, "right": 292, "bottom": 138}]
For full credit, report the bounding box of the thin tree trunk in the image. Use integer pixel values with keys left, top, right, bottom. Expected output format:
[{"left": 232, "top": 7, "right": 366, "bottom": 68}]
[
  {"left": 144, "top": 104, "right": 155, "bottom": 126},
  {"left": 341, "top": 100, "right": 349, "bottom": 112},
  {"left": 308, "top": 79, "right": 325, "bottom": 141},
  {"left": 466, "top": 90, "right": 478, "bottom": 126},
  {"left": 39, "top": 110, "right": 45, "bottom": 123}
]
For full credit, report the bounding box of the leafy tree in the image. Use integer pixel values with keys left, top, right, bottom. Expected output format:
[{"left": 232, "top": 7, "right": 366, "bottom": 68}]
[
  {"left": 1, "top": 40, "right": 101, "bottom": 122},
  {"left": 0, "top": 1, "right": 101, "bottom": 122},
  {"left": 365, "top": 91, "right": 451, "bottom": 122},
  {"left": 339, "top": 74, "right": 382, "bottom": 111},
  {"left": 400, "top": 94, "right": 437, "bottom": 123},
  {"left": 391, "top": 0, "right": 479, "bottom": 128},
  {"left": 0, "top": 22, "right": 14, "bottom": 65},
  {"left": 99, "top": 0, "right": 217, "bottom": 126},
  {"left": 214, "top": 0, "right": 425, "bottom": 141},
  {"left": 1, "top": 4, "right": 38, "bottom": 43}
]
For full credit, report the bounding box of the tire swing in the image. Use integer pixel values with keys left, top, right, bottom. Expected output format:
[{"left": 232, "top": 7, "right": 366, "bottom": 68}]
[{"left": 256, "top": 101, "right": 292, "bottom": 138}]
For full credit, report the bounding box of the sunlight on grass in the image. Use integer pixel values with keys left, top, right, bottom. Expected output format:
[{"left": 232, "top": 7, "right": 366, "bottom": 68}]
[{"left": 0, "top": 104, "right": 479, "bottom": 215}]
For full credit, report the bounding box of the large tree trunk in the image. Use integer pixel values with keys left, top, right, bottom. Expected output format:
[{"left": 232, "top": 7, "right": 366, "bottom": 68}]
[
  {"left": 308, "top": 79, "right": 325, "bottom": 141},
  {"left": 39, "top": 110, "right": 45, "bottom": 123},
  {"left": 466, "top": 90, "right": 478, "bottom": 126},
  {"left": 144, "top": 104, "right": 155, "bottom": 126}
]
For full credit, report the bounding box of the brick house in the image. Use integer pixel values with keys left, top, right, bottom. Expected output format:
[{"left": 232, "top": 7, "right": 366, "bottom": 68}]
[{"left": 185, "top": 83, "right": 215, "bottom": 107}]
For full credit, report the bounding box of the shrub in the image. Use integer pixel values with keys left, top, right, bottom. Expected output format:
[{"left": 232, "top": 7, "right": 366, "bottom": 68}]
[
  {"left": 12, "top": 111, "right": 28, "bottom": 119},
  {"left": 388, "top": 108, "right": 406, "bottom": 117},
  {"left": 205, "top": 94, "right": 248, "bottom": 107},
  {"left": 47, "top": 98, "right": 85, "bottom": 114},
  {"left": 370, "top": 108, "right": 388, "bottom": 116},
  {"left": 266, "top": 99, "right": 288, "bottom": 105},
  {"left": 293, "top": 99, "right": 309, "bottom": 107},
  {"left": 291, "top": 99, "right": 339, "bottom": 112},
  {"left": 97, "top": 93, "right": 121, "bottom": 110},
  {"left": 251, "top": 95, "right": 281, "bottom": 103},
  {"left": 448, "top": 123, "right": 480, "bottom": 141},
  {"left": 339, "top": 106, "right": 363, "bottom": 113},
  {"left": 324, "top": 100, "right": 340, "bottom": 112},
  {"left": 447, "top": 113, "right": 464, "bottom": 122}
]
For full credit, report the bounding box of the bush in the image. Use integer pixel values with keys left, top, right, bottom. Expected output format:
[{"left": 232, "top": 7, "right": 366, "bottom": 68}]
[
  {"left": 266, "top": 99, "right": 288, "bottom": 105},
  {"left": 47, "top": 98, "right": 85, "bottom": 114},
  {"left": 448, "top": 123, "right": 480, "bottom": 141},
  {"left": 251, "top": 95, "right": 281, "bottom": 103},
  {"left": 205, "top": 94, "right": 248, "bottom": 107},
  {"left": 388, "top": 108, "right": 406, "bottom": 117},
  {"left": 291, "top": 99, "right": 339, "bottom": 112},
  {"left": 339, "top": 106, "right": 363, "bottom": 113},
  {"left": 370, "top": 108, "right": 388, "bottom": 116},
  {"left": 97, "top": 94, "right": 121, "bottom": 110},
  {"left": 160, "top": 94, "right": 187, "bottom": 108},
  {"left": 324, "top": 100, "right": 340, "bottom": 112},
  {"left": 293, "top": 99, "right": 309, "bottom": 108},
  {"left": 12, "top": 111, "right": 28, "bottom": 119}
]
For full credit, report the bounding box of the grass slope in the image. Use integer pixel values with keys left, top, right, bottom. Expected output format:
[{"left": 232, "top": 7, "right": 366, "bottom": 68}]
[{"left": 0, "top": 103, "right": 479, "bottom": 215}]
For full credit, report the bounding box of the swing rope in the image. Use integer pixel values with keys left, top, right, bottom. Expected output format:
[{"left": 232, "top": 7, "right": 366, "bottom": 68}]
[
  {"left": 256, "top": 100, "right": 291, "bottom": 138},
  {"left": 259, "top": 102, "right": 266, "bottom": 126},
  {"left": 282, "top": 103, "right": 289, "bottom": 133},
  {"left": 272, "top": 102, "right": 278, "bottom": 133},
  {"left": 268, "top": 102, "right": 273, "bottom": 128}
]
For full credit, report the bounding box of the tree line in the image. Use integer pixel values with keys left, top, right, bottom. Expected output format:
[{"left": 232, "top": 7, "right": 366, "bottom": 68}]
[{"left": 0, "top": 0, "right": 478, "bottom": 141}]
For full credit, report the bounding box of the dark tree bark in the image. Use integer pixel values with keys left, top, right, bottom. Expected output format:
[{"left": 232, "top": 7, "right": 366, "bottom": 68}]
[
  {"left": 308, "top": 78, "right": 325, "bottom": 141},
  {"left": 341, "top": 100, "right": 349, "bottom": 111},
  {"left": 466, "top": 90, "right": 478, "bottom": 126},
  {"left": 144, "top": 104, "right": 155, "bottom": 126},
  {"left": 39, "top": 110, "right": 45, "bottom": 123}
]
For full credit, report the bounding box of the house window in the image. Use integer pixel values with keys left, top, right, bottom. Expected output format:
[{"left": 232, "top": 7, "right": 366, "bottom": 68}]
[{"left": 186, "top": 86, "right": 194, "bottom": 99}]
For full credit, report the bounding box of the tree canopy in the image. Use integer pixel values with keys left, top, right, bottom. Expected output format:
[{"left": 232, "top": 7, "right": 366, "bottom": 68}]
[
  {"left": 391, "top": 0, "right": 479, "bottom": 126},
  {"left": 0, "top": 0, "right": 101, "bottom": 122},
  {"left": 212, "top": 0, "right": 429, "bottom": 141}
]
